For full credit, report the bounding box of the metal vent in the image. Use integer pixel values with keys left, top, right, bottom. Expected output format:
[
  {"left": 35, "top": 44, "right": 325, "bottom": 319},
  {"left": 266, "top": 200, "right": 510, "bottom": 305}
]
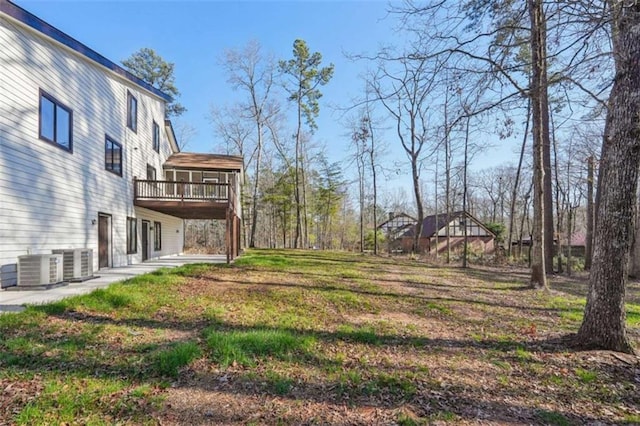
[
  {"left": 17, "top": 254, "right": 63, "bottom": 287},
  {"left": 52, "top": 249, "right": 94, "bottom": 280}
]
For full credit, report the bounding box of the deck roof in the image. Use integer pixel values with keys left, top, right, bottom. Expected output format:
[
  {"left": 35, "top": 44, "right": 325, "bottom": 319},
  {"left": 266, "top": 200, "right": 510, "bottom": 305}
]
[{"left": 163, "top": 153, "right": 243, "bottom": 172}]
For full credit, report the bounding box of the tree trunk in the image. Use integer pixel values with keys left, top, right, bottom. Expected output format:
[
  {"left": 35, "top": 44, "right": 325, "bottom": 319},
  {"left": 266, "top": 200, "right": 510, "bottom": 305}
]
[
  {"left": 575, "top": 0, "right": 639, "bottom": 354},
  {"left": 368, "top": 115, "right": 378, "bottom": 255},
  {"left": 445, "top": 120, "right": 451, "bottom": 263},
  {"left": 412, "top": 153, "right": 424, "bottom": 253},
  {"left": 508, "top": 100, "right": 530, "bottom": 258},
  {"left": 293, "top": 95, "right": 303, "bottom": 249},
  {"left": 629, "top": 201, "right": 640, "bottom": 278},
  {"left": 567, "top": 207, "right": 573, "bottom": 277},
  {"left": 553, "top": 114, "right": 564, "bottom": 274},
  {"left": 539, "top": 5, "right": 554, "bottom": 274},
  {"left": 462, "top": 116, "right": 470, "bottom": 268},
  {"left": 358, "top": 155, "right": 365, "bottom": 252},
  {"left": 249, "top": 123, "right": 263, "bottom": 248},
  {"left": 528, "top": 0, "right": 548, "bottom": 289},
  {"left": 584, "top": 156, "right": 594, "bottom": 270}
]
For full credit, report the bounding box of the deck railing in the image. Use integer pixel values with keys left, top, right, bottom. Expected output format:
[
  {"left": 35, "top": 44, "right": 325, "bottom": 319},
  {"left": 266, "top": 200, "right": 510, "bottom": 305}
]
[{"left": 134, "top": 179, "right": 235, "bottom": 204}]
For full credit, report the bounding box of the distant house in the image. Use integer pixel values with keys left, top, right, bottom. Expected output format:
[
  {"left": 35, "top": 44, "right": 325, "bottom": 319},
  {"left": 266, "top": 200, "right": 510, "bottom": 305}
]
[
  {"left": 377, "top": 213, "right": 417, "bottom": 251},
  {"left": 512, "top": 231, "right": 587, "bottom": 257},
  {"left": 400, "top": 211, "right": 496, "bottom": 254}
]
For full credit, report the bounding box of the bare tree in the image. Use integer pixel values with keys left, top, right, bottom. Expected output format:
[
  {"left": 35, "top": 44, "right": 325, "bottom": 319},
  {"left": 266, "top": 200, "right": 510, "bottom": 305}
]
[
  {"left": 369, "top": 56, "right": 441, "bottom": 253},
  {"left": 172, "top": 120, "right": 197, "bottom": 151},
  {"left": 350, "top": 115, "right": 369, "bottom": 252},
  {"left": 210, "top": 105, "right": 253, "bottom": 246},
  {"left": 220, "top": 40, "right": 277, "bottom": 248},
  {"left": 393, "top": 0, "right": 614, "bottom": 282}
]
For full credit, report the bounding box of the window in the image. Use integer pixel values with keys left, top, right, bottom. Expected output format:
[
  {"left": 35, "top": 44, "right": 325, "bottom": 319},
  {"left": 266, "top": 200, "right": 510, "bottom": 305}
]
[
  {"left": 39, "top": 90, "right": 72, "bottom": 152},
  {"left": 105, "top": 136, "right": 122, "bottom": 176},
  {"left": 126, "top": 217, "right": 137, "bottom": 254},
  {"left": 154, "top": 221, "right": 161, "bottom": 251},
  {"left": 146, "top": 164, "right": 156, "bottom": 180},
  {"left": 152, "top": 121, "right": 160, "bottom": 152},
  {"left": 127, "top": 91, "right": 137, "bottom": 132}
]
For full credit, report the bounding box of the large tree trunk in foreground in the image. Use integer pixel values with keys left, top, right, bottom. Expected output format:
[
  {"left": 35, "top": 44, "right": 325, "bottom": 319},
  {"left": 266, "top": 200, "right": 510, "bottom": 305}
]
[{"left": 575, "top": 1, "right": 640, "bottom": 354}]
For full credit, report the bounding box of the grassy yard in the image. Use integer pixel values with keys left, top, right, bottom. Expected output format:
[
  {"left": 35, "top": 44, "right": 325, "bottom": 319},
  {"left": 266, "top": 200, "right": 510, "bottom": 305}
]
[{"left": 1, "top": 249, "right": 639, "bottom": 425}]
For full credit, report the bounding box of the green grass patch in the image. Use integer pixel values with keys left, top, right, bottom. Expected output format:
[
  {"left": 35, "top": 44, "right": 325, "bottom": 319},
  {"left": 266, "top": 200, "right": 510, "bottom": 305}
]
[
  {"left": 622, "top": 414, "right": 640, "bottom": 424},
  {"left": 323, "top": 290, "right": 369, "bottom": 312},
  {"left": 536, "top": 409, "right": 571, "bottom": 426},
  {"left": 153, "top": 341, "right": 202, "bottom": 377},
  {"left": 364, "top": 372, "right": 417, "bottom": 398},
  {"left": 15, "top": 376, "right": 130, "bottom": 425},
  {"left": 336, "top": 324, "right": 382, "bottom": 345},
  {"left": 234, "top": 254, "right": 295, "bottom": 268},
  {"left": 492, "top": 360, "right": 512, "bottom": 370},
  {"left": 397, "top": 412, "right": 425, "bottom": 425},
  {"left": 205, "top": 328, "right": 315, "bottom": 367},
  {"left": 575, "top": 368, "right": 597, "bottom": 384},
  {"left": 514, "top": 346, "right": 533, "bottom": 361},
  {"left": 428, "top": 410, "right": 458, "bottom": 422},
  {"left": 265, "top": 370, "right": 295, "bottom": 395},
  {"left": 627, "top": 304, "right": 640, "bottom": 327}
]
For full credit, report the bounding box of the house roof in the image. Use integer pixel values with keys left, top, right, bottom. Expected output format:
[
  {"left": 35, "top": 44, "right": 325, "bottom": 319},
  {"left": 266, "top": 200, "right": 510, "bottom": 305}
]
[
  {"left": 403, "top": 211, "right": 495, "bottom": 238},
  {"left": 377, "top": 212, "right": 417, "bottom": 229},
  {"left": 163, "top": 153, "right": 244, "bottom": 172},
  {"left": 0, "top": 0, "right": 172, "bottom": 103}
]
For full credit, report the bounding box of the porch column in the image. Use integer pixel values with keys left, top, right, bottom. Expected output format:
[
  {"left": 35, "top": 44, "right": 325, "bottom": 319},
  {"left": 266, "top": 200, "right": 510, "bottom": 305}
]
[
  {"left": 235, "top": 215, "right": 241, "bottom": 257},
  {"left": 226, "top": 207, "right": 231, "bottom": 264}
]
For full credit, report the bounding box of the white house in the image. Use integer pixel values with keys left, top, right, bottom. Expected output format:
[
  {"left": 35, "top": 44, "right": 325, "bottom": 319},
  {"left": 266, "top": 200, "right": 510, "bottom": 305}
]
[{"left": 0, "top": 0, "right": 242, "bottom": 288}]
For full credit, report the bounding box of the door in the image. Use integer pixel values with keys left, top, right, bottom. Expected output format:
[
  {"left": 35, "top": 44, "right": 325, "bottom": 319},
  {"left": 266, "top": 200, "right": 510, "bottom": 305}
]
[
  {"left": 98, "top": 214, "right": 110, "bottom": 268},
  {"left": 141, "top": 220, "right": 150, "bottom": 261}
]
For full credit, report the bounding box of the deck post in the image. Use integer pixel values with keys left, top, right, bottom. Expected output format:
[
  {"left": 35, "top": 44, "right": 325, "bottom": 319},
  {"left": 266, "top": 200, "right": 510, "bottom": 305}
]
[
  {"left": 236, "top": 215, "right": 241, "bottom": 256},
  {"left": 226, "top": 207, "right": 231, "bottom": 264}
]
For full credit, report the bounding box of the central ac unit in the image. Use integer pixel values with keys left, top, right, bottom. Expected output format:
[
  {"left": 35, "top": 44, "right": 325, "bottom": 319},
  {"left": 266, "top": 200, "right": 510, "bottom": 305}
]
[
  {"left": 17, "top": 254, "right": 63, "bottom": 287},
  {"left": 52, "top": 249, "right": 94, "bottom": 281}
]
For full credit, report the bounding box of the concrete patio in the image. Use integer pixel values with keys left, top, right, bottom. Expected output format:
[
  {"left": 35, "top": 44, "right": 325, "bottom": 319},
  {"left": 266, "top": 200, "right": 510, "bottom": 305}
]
[{"left": 0, "top": 254, "right": 226, "bottom": 313}]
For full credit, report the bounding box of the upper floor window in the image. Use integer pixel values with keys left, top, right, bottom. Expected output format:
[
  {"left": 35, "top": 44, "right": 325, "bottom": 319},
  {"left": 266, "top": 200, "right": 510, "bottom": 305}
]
[
  {"left": 105, "top": 136, "right": 122, "bottom": 176},
  {"left": 127, "top": 91, "right": 137, "bottom": 132},
  {"left": 39, "top": 90, "right": 72, "bottom": 152},
  {"left": 152, "top": 121, "right": 160, "bottom": 152}
]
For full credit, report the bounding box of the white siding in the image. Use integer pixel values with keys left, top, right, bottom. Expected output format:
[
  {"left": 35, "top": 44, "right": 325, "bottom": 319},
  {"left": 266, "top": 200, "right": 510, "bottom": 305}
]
[
  {"left": 0, "top": 15, "right": 181, "bottom": 279},
  {"left": 437, "top": 218, "right": 492, "bottom": 237},
  {"left": 134, "top": 207, "right": 184, "bottom": 262}
]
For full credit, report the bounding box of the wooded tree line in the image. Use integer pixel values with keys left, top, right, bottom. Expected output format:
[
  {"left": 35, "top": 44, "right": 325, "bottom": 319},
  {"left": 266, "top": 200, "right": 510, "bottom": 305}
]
[
  {"left": 124, "top": 2, "right": 639, "bottom": 354},
  {"left": 348, "top": 0, "right": 638, "bottom": 354}
]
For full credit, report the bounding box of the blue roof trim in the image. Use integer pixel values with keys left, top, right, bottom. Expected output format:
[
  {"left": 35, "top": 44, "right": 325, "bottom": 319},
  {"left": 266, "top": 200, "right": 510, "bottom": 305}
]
[{"left": 1, "top": 0, "right": 173, "bottom": 103}]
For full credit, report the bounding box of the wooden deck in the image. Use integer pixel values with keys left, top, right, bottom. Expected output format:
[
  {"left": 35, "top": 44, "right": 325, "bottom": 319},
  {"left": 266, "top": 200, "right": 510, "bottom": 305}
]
[
  {"left": 134, "top": 179, "right": 236, "bottom": 219},
  {"left": 133, "top": 179, "right": 241, "bottom": 261}
]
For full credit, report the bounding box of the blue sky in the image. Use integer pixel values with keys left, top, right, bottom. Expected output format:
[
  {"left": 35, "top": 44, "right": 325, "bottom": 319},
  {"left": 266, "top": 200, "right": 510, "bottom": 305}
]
[{"left": 18, "top": 0, "right": 522, "bottom": 196}]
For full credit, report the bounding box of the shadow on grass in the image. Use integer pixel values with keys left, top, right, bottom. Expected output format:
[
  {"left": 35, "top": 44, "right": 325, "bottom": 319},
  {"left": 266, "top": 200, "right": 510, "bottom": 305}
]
[{"left": 188, "top": 274, "right": 576, "bottom": 315}]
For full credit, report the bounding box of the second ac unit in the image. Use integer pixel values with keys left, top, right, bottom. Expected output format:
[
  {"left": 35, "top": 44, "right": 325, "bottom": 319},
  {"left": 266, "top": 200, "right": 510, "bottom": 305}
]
[{"left": 52, "top": 249, "right": 94, "bottom": 281}]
